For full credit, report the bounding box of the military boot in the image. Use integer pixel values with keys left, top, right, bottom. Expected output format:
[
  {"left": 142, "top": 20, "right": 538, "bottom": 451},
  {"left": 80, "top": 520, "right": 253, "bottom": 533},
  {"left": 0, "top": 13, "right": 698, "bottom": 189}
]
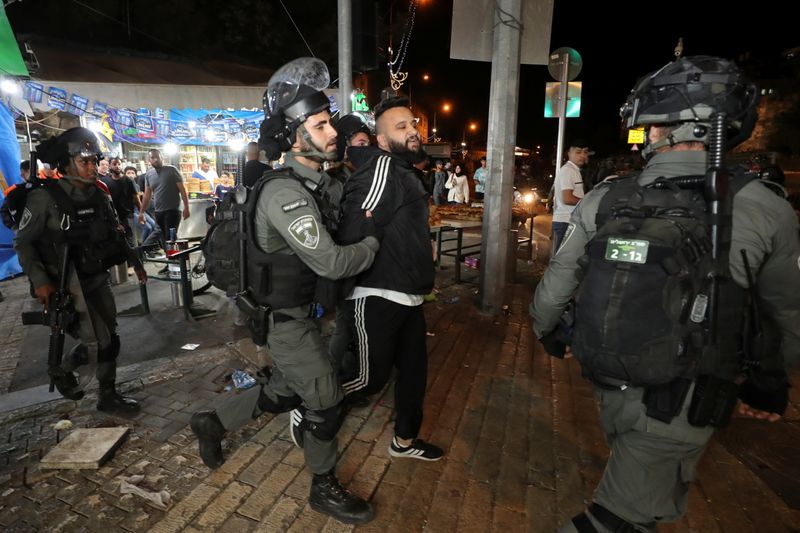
[
  {"left": 190, "top": 411, "right": 226, "bottom": 469},
  {"left": 309, "top": 471, "right": 374, "bottom": 525},
  {"left": 97, "top": 381, "right": 140, "bottom": 413},
  {"left": 48, "top": 367, "right": 84, "bottom": 401}
]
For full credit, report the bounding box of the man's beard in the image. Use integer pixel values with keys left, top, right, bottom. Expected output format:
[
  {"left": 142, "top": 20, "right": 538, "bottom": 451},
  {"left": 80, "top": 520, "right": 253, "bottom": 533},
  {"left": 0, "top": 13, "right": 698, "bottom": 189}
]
[
  {"left": 388, "top": 137, "right": 427, "bottom": 165},
  {"left": 299, "top": 133, "right": 337, "bottom": 162}
]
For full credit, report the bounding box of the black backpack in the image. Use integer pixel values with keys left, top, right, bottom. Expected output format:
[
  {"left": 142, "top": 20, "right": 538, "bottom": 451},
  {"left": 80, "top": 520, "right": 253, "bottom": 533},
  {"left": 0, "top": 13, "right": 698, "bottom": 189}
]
[
  {"left": 202, "top": 188, "right": 241, "bottom": 296},
  {"left": 1, "top": 180, "right": 40, "bottom": 229},
  {"left": 202, "top": 169, "right": 339, "bottom": 301},
  {"left": 570, "top": 172, "right": 754, "bottom": 386}
]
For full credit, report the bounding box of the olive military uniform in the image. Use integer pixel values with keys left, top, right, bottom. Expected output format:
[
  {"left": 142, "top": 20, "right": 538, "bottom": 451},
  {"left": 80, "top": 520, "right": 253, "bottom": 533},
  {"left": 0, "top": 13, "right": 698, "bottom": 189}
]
[
  {"left": 213, "top": 154, "right": 378, "bottom": 474},
  {"left": 14, "top": 177, "right": 143, "bottom": 388},
  {"left": 531, "top": 150, "right": 800, "bottom": 531}
]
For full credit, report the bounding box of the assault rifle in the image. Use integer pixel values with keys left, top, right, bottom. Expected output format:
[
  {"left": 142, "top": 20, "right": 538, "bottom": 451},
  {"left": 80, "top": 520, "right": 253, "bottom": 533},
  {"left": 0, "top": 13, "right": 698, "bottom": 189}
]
[
  {"left": 703, "top": 112, "right": 730, "bottom": 342},
  {"left": 21, "top": 245, "right": 76, "bottom": 392}
]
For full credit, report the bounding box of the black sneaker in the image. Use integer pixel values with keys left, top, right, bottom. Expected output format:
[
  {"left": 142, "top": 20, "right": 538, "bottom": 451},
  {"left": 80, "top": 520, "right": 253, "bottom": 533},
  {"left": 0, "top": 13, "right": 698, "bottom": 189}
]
[
  {"left": 309, "top": 471, "right": 374, "bottom": 525},
  {"left": 289, "top": 407, "right": 305, "bottom": 448},
  {"left": 388, "top": 437, "right": 443, "bottom": 461}
]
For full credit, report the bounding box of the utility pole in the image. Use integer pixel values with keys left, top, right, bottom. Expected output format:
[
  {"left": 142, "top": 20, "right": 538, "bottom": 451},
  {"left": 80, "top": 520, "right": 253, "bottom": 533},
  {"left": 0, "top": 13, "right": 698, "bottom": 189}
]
[
  {"left": 338, "top": 0, "right": 353, "bottom": 117},
  {"left": 479, "top": 0, "right": 522, "bottom": 314}
]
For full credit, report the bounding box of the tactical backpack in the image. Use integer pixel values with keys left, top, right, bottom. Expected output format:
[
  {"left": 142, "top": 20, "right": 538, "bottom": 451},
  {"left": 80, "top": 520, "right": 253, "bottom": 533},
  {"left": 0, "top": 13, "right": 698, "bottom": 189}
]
[
  {"left": 202, "top": 190, "right": 241, "bottom": 296},
  {"left": 571, "top": 172, "right": 754, "bottom": 386}
]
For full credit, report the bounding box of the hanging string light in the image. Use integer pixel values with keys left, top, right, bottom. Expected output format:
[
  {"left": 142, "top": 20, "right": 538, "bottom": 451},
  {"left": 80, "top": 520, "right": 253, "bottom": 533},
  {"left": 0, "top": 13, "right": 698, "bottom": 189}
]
[{"left": 388, "top": 0, "right": 418, "bottom": 91}]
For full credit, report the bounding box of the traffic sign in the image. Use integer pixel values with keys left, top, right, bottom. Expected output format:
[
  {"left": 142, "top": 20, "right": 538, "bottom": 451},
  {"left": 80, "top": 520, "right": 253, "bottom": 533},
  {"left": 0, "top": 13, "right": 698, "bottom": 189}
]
[{"left": 548, "top": 47, "right": 582, "bottom": 81}]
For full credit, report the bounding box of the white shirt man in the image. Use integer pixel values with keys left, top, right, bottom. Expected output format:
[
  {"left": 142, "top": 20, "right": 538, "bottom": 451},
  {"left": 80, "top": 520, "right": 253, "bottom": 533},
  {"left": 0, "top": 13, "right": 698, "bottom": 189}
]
[{"left": 552, "top": 140, "right": 590, "bottom": 252}]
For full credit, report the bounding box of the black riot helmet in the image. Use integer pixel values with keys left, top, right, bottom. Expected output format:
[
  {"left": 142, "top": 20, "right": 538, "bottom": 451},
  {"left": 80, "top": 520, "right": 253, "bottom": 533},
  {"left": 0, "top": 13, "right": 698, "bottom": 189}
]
[
  {"left": 620, "top": 55, "right": 759, "bottom": 159},
  {"left": 258, "top": 57, "right": 334, "bottom": 161},
  {"left": 36, "top": 127, "right": 103, "bottom": 173},
  {"left": 334, "top": 113, "right": 372, "bottom": 161}
]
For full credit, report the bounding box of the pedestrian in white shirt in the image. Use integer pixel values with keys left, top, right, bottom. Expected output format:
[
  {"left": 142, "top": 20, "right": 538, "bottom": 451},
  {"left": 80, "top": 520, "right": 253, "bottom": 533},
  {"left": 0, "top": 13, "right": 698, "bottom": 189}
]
[{"left": 551, "top": 139, "right": 590, "bottom": 252}]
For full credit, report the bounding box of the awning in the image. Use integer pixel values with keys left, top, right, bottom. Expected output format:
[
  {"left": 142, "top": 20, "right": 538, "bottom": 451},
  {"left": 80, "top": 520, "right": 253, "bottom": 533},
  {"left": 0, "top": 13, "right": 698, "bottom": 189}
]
[{"left": 29, "top": 80, "right": 264, "bottom": 111}]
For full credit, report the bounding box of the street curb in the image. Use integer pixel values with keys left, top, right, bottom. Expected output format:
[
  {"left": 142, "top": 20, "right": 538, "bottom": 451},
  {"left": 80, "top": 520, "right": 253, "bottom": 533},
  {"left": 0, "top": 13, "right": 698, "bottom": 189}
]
[{"left": 0, "top": 342, "right": 248, "bottom": 425}]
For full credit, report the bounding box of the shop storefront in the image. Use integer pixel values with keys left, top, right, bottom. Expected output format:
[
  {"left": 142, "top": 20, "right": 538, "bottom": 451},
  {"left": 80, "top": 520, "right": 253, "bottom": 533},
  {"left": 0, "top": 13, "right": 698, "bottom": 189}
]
[{"left": 8, "top": 79, "right": 268, "bottom": 187}]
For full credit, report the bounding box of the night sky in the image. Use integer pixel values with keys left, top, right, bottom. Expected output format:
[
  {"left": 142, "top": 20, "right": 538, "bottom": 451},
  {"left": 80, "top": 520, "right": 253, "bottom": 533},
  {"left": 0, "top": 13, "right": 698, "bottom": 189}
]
[
  {"left": 6, "top": 0, "right": 798, "bottom": 158},
  {"left": 407, "top": 0, "right": 798, "bottom": 157}
]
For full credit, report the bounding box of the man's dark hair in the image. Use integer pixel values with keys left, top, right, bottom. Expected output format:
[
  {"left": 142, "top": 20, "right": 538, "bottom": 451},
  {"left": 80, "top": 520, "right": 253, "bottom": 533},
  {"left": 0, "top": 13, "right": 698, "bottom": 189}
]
[
  {"left": 374, "top": 96, "right": 410, "bottom": 121},
  {"left": 109, "top": 156, "right": 121, "bottom": 164},
  {"left": 201, "top": 157, "right": 211, "bottom": 164},
  {"left": 20, "top": 160, "right": 30, "bottom": 172},
  {"left": 248, "top": 141, "right": 259, "bottom": 149},
  {"left": 123, "top": 165, "right": 137, "bottom": 174},
  {"left": 148, "top": 148, "right": 161, "bottom": 155},
  {"left": 480, "top": 157, "right": 486, "bottom": 162}
]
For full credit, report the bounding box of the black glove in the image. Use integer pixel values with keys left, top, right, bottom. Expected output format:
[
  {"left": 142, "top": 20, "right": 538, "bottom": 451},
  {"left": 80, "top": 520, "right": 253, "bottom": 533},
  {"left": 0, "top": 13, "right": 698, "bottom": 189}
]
[
  {"left": 738, "top": 379, "right": 789, "bottom": 415},
  {"left": 539, "top": 330, "right": 566, "bottom": 359}
]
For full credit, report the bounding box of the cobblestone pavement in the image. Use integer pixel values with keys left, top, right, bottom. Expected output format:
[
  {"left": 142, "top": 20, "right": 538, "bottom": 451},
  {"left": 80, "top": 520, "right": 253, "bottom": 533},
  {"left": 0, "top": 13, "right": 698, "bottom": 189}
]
[
  {"left": 0, "top": 276, "right": 35, "bottom": 394},
  {"left": 2, "top": 272, "right": 799, "bottom": 531}
]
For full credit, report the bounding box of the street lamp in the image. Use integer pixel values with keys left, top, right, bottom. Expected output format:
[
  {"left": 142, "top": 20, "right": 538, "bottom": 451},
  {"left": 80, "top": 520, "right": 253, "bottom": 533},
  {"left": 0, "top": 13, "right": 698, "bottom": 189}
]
[{"left": 433, "top": 102, "right": 452, "bottom": 141}]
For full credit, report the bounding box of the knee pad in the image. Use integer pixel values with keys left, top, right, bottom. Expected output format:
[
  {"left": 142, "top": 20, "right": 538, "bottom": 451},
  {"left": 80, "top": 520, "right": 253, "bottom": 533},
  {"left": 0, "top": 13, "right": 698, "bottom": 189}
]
[
  {"left": 257, "top": 391, "right": 303, "bottom": 414},
  {"left": 305, "top": 403, "right": 346, "bottom": 442}
]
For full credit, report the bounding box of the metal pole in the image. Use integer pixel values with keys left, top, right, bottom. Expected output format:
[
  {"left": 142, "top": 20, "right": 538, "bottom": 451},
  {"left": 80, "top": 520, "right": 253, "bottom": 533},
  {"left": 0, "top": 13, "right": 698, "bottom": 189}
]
[
  {"left": 338, "top": 0, "right": 353, "bottom": 117},
  {"left": 479, "top": 0, "right": 522, "bottom": 314},
  {"left": 554, "top": 53, "right": 569, "bottom": 172}
]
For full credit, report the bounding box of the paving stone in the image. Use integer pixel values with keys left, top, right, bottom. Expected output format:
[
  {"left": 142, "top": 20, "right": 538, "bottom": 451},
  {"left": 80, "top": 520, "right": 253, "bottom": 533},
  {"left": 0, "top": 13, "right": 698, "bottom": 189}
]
[
  {"left": 193, "top": 480, "right": 252, "bottom": 530},
  {"left": 118, "top": 508, "right": 160, "bottom": 533},
  {"left": 204, "top": 441, "right": 262, "bottom": 488},
  {"left": 222, "top": 512, "right": 258, "bottom": 532},
  {"left": 238, "top": 439, "right": 291, "bottom": 487},
  {"left": 72, "top": 491, "right": 127, "bottom": 527},
  {"left": 147, "top": 442, "right": 178, "bottom": 462},
  {"left": 149, "top": 482, "right": 220, "bottom": 533},
  {"left": 253, "top": 495, "right": 302, "bottom": 533},
  {"left": 285, "top": 503, "right": 330, "bottom": 533},
  {"left": 237, "top": 462, "right": 301, "bottom": 521}
]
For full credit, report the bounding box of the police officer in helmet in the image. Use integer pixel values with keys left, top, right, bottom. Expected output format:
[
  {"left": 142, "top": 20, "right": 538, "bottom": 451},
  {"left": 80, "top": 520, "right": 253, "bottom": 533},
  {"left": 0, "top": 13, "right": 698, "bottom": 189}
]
[
  {"left": 531, "top": 56, "right": 800, "bottom": 532},
  {"left": 190, "top": 58, "right": 379, "bottom": 525},
  {"left": 14, "top": 127, "right": 147, "bottom": 412}
]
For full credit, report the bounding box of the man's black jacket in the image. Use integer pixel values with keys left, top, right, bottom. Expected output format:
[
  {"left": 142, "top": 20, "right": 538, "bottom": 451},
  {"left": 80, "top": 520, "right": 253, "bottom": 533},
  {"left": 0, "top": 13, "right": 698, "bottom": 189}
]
[{"left": 337, "top": 147, "right": 434, "bottom": 295}]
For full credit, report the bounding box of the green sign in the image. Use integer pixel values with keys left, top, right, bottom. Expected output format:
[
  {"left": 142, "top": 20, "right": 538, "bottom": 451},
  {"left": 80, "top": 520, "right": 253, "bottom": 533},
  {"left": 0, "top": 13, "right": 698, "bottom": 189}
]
[
  {"left": 604, "top": 237, "right": 649, "bottom": 264},
  {"left": 0, "top": 6, "right": 28, "bottom": 77},
  {"left": 543, "top": 82, "right": 581, "bottom": 118},
  {"left": 351, "top": 90, "right": 369, "bottom": 112}
]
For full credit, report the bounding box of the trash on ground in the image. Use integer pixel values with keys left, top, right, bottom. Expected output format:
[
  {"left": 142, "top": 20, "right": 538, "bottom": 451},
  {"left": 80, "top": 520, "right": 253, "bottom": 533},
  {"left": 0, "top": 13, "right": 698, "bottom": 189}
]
[
  {"left": 53, "top": 419, "right": 74, "bottom": 431},
  {"left": 181, "top": 343, "right": 200, "bottom": 350},
  {"left": 231, "top": 369, "right": 257, "bottom": 389},
  {"left": 119, "top": 475, "right": 171, "bottom": 509}
]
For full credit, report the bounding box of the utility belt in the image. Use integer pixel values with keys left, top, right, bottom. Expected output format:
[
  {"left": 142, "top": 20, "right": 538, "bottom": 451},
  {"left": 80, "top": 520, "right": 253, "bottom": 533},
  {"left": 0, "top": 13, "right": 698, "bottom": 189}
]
[
  {"left": 235, "top": 292, "right": 318, "bottom": 346},
  {"left": 591, "top": 373, "right": 738, "bottom": 428}
]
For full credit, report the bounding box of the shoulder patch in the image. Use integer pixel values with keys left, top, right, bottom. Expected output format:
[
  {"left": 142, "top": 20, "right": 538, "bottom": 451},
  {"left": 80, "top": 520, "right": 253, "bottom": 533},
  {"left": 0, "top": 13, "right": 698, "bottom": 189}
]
[
  {"left": 18, "top": 207, "right": 32, "bottom": 230},
  {"left": 281, "top": 198, "right": 308, "bottom": 212},
  {"left": 288, "top": 214, "right": 320, "bottom": 249}
]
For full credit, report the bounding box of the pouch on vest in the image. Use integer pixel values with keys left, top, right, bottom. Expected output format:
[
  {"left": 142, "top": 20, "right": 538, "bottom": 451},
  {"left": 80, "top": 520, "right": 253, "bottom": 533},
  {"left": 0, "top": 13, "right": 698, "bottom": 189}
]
[{"left": 45, "top": 182, "right": 128, "bottom": 276}]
